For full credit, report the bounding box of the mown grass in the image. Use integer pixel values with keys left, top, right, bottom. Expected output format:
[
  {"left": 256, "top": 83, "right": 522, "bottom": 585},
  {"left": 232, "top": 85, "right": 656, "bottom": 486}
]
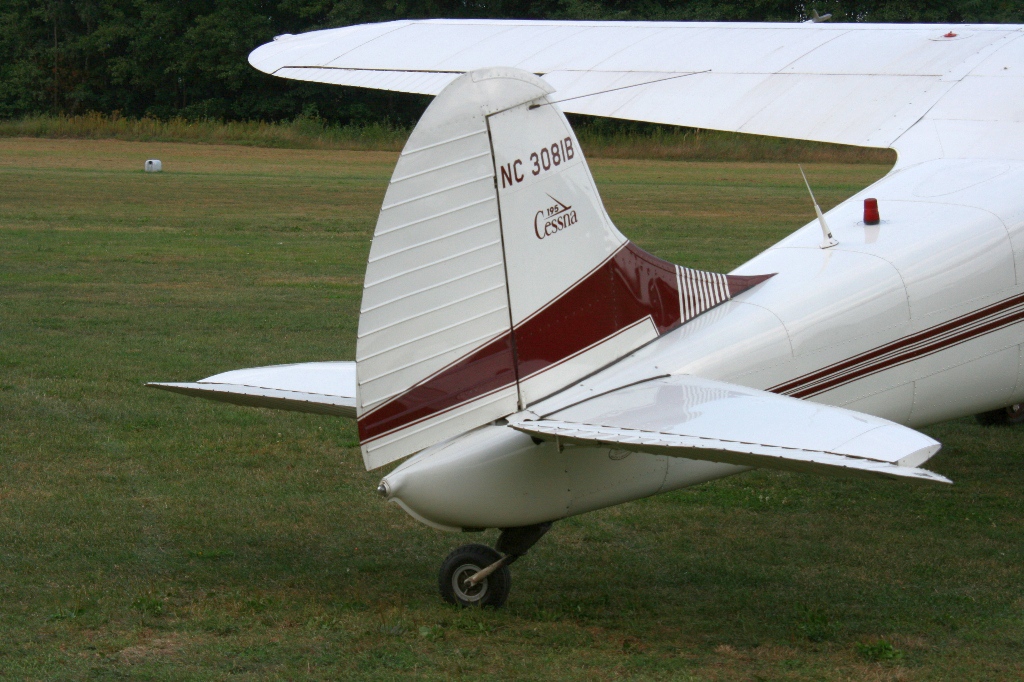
[
  {"left": 1, "top": 138, "right": 1022, "bottom": 680},
  {"left": 0, "top": 113, "right": 896, "bottom": 164}
]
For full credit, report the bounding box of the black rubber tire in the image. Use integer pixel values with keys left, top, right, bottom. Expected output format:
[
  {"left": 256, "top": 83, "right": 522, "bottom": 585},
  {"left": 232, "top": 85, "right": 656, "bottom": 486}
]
[
  {"left": 438, "top": 544, "right": 511, "bottom": 608},
  {"left": 976, "top": 404, "right": 1024, "bottom": 426}
]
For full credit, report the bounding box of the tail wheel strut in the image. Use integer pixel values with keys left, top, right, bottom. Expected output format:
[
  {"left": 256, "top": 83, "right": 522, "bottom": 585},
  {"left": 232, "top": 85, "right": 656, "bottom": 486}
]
[
  {"left": 438, "top": 544, "right": 510, "bottom": 608},
  {"left": 438, "top": 522, "right": 553, "bottom": 608}
]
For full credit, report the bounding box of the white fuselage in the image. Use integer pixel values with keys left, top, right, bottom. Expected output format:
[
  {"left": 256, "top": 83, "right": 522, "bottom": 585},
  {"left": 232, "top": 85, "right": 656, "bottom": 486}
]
[{"left": 383, "top": 157, "right": 1024, "bottom": 531}]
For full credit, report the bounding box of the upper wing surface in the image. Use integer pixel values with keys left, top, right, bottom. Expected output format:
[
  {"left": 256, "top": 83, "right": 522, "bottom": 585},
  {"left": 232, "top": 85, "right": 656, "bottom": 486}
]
[
  {"left": 509, "top": 374, "right": 948, "bottom": 484},
  {"left": 148, "top": 361, "right": 356, "bottom": 418},
  {"left": 251, "top": 20, "right": 1024, "bottom": 161}
]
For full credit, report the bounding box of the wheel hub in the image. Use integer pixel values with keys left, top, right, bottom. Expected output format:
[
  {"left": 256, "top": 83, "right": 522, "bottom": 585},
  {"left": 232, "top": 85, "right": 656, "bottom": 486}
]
[{"left": 452, "top": 563, "right": 488, "bottom": 603}]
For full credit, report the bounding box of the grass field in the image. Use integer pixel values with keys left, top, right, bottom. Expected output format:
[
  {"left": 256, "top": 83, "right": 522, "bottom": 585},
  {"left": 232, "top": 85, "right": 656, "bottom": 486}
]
[{"left": 1, "top": 138, "right": 1022, "bottom": 680}]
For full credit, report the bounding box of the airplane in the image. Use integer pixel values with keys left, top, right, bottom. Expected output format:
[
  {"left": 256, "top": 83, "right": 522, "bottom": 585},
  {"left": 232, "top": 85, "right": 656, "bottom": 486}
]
[{"left": 150, "top": 19, "right": 1024, "bottom": 608}]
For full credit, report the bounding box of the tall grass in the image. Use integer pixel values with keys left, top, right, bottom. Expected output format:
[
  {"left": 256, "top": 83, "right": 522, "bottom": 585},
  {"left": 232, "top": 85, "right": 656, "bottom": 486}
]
[
  {"left": 0, "top": 112, "right": 896, "bottom": 163},
  {"left": 0, "top": 112, "right": 409, "bottom": 151}
]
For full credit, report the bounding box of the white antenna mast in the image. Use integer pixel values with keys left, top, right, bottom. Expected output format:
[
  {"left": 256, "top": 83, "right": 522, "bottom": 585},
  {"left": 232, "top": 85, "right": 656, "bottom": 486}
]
[{"left": 800, "top": 164, "right": 838, "bottom": 249}]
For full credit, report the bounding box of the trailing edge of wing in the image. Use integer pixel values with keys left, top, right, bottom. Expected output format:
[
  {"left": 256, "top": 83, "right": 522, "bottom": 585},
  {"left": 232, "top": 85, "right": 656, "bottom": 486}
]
[
  {"left": 509, "top": 375, "right": 950, "bottom": 484},
  {"left": 147, "top": 361, "right": 356, "bottom": 418}
]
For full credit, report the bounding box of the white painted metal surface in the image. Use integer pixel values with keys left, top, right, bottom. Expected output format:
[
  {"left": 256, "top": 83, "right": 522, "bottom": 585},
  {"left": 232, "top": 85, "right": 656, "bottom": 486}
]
[
  {"left": 249, "top": 20, "right": 1024, "bottom": 164},
  {"left": 381, "top": 425, "right": 747, "bottom": 531},
  {"left": 523, "top": 155, "right": 1024, "bottom": 434},
  {"left": 489, "top": 96, "right": 625, "bottom": 325},
  {"left": 510, "top": 375, "right": 946, "bottom": 483},
  {"left": 148, "top": 362, "right": 356, "bottom": 417},
  {"left": 380, "top": 366, "right": 946, "bottom": 532}
]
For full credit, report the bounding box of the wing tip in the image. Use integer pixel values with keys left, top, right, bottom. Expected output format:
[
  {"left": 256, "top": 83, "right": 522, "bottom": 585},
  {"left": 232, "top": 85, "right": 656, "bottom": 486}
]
[{"left": 907, "top": 467, "right": 953, "bottom": 485}]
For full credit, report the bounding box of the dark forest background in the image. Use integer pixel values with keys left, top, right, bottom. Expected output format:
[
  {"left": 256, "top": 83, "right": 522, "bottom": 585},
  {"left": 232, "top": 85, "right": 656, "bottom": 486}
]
[{"left": 2, "top": 1, "right": 1022, "bottom": 127}]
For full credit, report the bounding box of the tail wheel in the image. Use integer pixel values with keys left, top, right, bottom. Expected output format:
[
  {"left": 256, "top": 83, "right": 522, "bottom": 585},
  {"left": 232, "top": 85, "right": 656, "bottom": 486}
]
[
  {"left": 976, "top": 404, "right": 1024, "bottom": 426},
  {"left": 438, "top": 544, "right": 511, "bottom": 608}
]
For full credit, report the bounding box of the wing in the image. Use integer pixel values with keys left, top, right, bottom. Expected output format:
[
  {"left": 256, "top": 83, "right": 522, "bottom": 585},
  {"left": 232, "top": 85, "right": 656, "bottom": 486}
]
[
  {"left": 148, "top": 361, "right": 356, "bottom": 418},
  {"left": 509, "top": 374, "right": 948, "bottom": 484},
  {"left": 250, "top": 20, "right": 1024, "bottom": 162}
]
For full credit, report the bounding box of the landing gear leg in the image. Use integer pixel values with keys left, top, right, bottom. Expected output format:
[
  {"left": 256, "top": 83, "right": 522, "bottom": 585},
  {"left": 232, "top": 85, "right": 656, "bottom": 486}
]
[
  {"left": 438, "top": 522, "right": 552, "bottom": 608},
  {"left": 976, "top": 404, "right": 1024, "bottom": 426}
]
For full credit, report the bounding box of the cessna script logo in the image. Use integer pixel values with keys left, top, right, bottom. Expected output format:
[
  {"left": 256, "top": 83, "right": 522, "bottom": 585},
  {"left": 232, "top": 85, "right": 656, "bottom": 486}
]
[{"left": 535, "top": 195, "right": 577, "bottom": 239}]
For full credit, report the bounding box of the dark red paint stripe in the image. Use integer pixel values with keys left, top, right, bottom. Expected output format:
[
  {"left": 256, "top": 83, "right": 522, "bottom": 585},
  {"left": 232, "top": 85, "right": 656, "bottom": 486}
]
[
  {"left": 786, "top": 308, "right": 1024, "bottom": 398},
  {"left": 357, "top": 333, "right": 516, "bottom": 442},
  {"left": 772, "top": 292, "right": 1024, "bottom": 394},
  {"left": 728, "top": 273, "right": 774, "bottom": 297},
  {"left": 771, "top": 292, "right": 1024, "bottom": 399},
  {"left": 358, "top": 242, "right": 771, "bottom": 444},
  {"left": 513, "top": 243, "right": 682, "bottom": 378}
]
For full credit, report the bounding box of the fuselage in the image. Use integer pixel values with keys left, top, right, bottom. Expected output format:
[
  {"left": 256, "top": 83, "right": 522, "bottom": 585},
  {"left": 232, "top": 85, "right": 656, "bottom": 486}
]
[{"left": 383, "top": 157, "right": 1024, "bottom": 531}]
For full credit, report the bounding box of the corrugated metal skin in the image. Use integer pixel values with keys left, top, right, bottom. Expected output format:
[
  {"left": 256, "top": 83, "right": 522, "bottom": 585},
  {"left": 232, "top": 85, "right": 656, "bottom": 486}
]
[
  {"left": 251, "top": 20, "right": 1024, "bottom": 162},
  {"left": 357, "top": 128, "right": 507, "bottom": 410}
]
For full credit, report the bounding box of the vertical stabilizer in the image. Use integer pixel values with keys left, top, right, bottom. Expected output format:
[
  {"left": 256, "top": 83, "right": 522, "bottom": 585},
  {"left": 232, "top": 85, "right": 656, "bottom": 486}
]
[
  {"left": 356, "top": 68, "right": 771, "bottom": 469},
  {"left": 356, "top": 68, "right": 550, "bottom": 469}
]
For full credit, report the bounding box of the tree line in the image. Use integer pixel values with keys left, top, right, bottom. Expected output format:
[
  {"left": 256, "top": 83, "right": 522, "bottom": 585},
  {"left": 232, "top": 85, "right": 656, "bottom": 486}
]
[{"left": 2, "top": 1, "right": 1020, "bottom": 126}]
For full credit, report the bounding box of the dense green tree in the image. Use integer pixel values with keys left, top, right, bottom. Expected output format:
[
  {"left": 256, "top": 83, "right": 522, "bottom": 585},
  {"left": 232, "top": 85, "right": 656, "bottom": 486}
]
[{"left": 1, "top": 1, "right": 1021, "bottom": 123}]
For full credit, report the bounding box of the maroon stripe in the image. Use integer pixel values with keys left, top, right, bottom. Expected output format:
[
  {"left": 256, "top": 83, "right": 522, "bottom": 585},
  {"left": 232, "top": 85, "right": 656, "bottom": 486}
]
[
  {"left": 728, "top": 273, "right": 774, "bottom": 297},
  {"left": 358, "top": 240, "right": 771, "bottom": 444},
  {"left": 788, "top": 307, "right": 1024, "bottom": 399},
  {"left": 514, "top": 243, "right": 681, "bottom": 378},
  {"left": 357, "top": 334, "right": 516, "bottom": 442},
  {"left": 771, "top": 294, "right": 1024, "bottom": 399},
  {"left": 770, "top": 292, "right": 1024, "bottom": 395},
  {"left": 787, "top": 302, "right": 1024, "bottom": 396},
  {"left": 788, "top": 309, "right": 1024, "bottom": 397}
]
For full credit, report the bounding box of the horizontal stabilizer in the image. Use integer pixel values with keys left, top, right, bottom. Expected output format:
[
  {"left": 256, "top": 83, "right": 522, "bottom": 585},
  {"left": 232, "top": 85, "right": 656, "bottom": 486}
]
[
  {"left": 510, "top": 375, "right": 949, "bottom": 484},
  {"left": 148, "top": 362, "right": 356, "bottom": 418}
]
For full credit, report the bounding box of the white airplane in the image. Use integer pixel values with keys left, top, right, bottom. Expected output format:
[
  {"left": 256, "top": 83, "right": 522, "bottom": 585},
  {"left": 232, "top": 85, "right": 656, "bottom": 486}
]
[{"left": 150, "top": 20, "right": 1024, "bottom": 608}]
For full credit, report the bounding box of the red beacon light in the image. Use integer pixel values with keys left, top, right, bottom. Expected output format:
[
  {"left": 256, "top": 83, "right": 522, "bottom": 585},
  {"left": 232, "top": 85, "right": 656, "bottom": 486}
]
[{"left": 864, "top": 198, "right": 880, "bottom": 225}]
